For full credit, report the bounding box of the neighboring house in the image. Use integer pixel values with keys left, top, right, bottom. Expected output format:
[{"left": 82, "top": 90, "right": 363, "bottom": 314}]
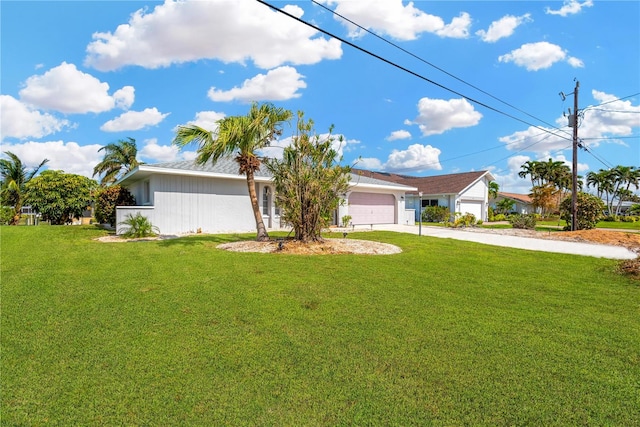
[
  {"left": 352, "top": 169, "right": 495, "bottom": 222},
  {"left": 492, "top": 192, "right": 535, "bottom": 215},
  {"left": 115, "top": 158, "right": 417, "bottom": 235}
]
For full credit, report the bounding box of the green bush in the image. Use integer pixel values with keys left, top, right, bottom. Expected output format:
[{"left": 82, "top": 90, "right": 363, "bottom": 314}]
[
  {"left": 620, "top": 216, "right": 637, "bottom": 223},
  {"left": 509, "top": 213, "right": 537, "bottom": 230},
  {"left": 488, "top": 206, "right": 494, "bottom": 222},
  {"left": 422, "top": 205, "right": 450, "bottom": 222},
  {"left": 493, "top": 213, "right": 507, "bottom": 222},
  {"left": 449, "top": 212, "right": 476, "bottom": 228},
  {"left": 94, "top": 185, "right": 136, "bottom": 226},
  {"left": 560, "top": 192, "right": 605, "bottom": 230},
  {"left": 0, "top": 206, "right": 14, "bottom": 225},
  {"left": 118, "top": 213, "right": 159, "bottom": 238},
  {"left": 341, "top": 215, "right": 352, "bottom": 227}
]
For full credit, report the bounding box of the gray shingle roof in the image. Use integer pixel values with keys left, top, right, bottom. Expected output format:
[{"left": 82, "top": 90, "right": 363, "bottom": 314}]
[{"left": 139, "top": 159, "right": 415, "bottom": 189}]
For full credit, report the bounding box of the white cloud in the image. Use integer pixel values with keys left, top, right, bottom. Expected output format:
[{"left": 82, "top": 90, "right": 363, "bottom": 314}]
[
  {"left": 476, "top": 13, "right": 532, "bottom": 43},
  {"left": 185, "top": 111, "right": 226, "bottom": 132},
  {"left": 100, "top": 108, "right": 169, "bottom": 132},
  {"left": 139, "top": 138, "right": 181, "bottom": 162},
  {"left": 545, "top": 0, "right": 593, "bottom": 17},
  {"left": 358, "top": 144, "right": 442, "bottom": 172},
  {"left": 18, "top": 62, "right": 134, "bottom": 114},
  {"left": 498, "top": 41, "right": 583, "bottom": 71},
  {"left": 356, "top": 157, "right": 383, "bottom": 170},
  {"left": 384, "top": 144, "right": 442, "bottom": 172},
  {"left": 1, "top": 140, "right": 103, "bottom": 178},
  {"left": 567, "top": 56, "right": 584, "bottom": 68},
  {"left": 319, "top": 0, "right": 471, "bottom": 40},
  {"left": 386, "top": 130, "right": 412, "bottom": 141},
  {"left": 499, "top": 90, "right": 640, "bottom": 154},
  {"left": 84, "top": 0, "right": 342, "bottom": 71},
  {"left": 0, "top": 95, "right": 71, "bottom": 140},
  {"left": 208, "top": 66, "right": 306, "bottom": 102},
  {"left": 409, "top": 97, "right": 482, "bottom": 137}
]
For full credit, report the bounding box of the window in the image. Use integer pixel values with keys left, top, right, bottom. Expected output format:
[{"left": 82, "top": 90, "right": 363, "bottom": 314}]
[
  {"left": 143, "top": 180, "right": 151, "bottom": 205},
  {"left": 422, "top": 199, "right": 438, "bottom": 208},
  {"left": 262, "top": 187, "right": 269, "bottom": 215}
]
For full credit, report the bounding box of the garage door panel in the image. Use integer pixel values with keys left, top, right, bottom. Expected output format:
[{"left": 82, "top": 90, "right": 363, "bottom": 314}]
[
  {"left": 349, "top": 192, "right": 395, "bottom": 224},
  {"left": 459, "top": 200, "right": 482, "bottom": 220}
]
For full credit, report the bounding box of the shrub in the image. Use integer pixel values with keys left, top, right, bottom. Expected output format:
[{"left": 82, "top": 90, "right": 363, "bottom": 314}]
[
  {"left": 422, "top": 205, "right": 450, "bottom": 222},
  {"left": 449, "top": 212, "right": 476, "bottom": 228},
  {"left": 493, "top": 213, "right": 507, "bottom": 222},
  {"left": 488, "top": 206, "right": 494, "bottom": 222},
  {"left": 341, "top": 215, "right": 352, "bottom": 228},
  {"left": 509, "top": 213, "right": 537, "bottom": 230},
  {"left": 118, "top": 213, "right": 159, "bottom": 238},
  {"left": 560, "top": 192, "right": 605, "bottom": 230},
  {"left": 94, "top": 185, "right": 136, "bottom": 226}
]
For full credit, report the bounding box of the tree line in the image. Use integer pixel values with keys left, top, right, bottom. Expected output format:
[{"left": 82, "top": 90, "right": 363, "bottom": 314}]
[{"left": 518, "top": 160, "right": 639, "bottom": 218}]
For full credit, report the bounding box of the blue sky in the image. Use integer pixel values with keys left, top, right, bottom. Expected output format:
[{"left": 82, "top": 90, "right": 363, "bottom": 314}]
[{"left": 1, "top": 0, "right": 638, "bottom": 193}]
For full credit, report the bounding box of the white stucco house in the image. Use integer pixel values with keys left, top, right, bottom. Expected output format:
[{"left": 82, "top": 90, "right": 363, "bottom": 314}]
[
  {"left": 352, "top": 169, "right": 496, "bottom": 222},
  {"left": 492, "top": 192, "right": 536, "bottom": 215},
  {"left": 115, "top": 158, "right": 417, "bottom": 235}
]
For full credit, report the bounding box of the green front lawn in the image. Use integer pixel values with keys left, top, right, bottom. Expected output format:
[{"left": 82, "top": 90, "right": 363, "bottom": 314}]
[{"left": 2, "top": 226, "right": 639, "bottom": 425}]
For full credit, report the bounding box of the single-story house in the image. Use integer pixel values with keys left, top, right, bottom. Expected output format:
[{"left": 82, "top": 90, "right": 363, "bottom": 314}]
[
  {"left": 492, "top": 192, "right": 536, "bottom": 215},
  {"left": 352, "top": 169, "right": 496, "bottom": 222},
  {"left": 115, "top": 158, "right": 417, "bottom": 235}
]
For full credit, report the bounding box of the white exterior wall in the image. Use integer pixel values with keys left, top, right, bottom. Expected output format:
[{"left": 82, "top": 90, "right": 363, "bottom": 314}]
[
  {"left": 456, "top": 178, "right": 490, "bottom": 221},
  {"left": 119, "top": 175, "right": 259, "bottom": 235}
]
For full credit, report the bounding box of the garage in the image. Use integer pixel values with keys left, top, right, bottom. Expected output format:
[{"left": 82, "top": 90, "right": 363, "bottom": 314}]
[
  {"left": 348, "top": 192, "right": 395, "bottom": 224},
  {"left": 459, "top": 200, "right": 483, "bottom": 220}
]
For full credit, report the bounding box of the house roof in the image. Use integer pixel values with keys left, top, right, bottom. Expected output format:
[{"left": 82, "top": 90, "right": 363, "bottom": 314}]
[
  {"left": 351, "top": 169, "right": 495, "bottom": 196},
  {"left": 498, "top": 192, "right": 532, "bottom": 204},
  {"left": 118, "top": 158, "right": 417, "bottom": 191}
]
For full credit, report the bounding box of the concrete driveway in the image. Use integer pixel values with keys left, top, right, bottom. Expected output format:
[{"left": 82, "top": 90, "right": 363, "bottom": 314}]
[{"left": 363, "top": 224, "right": 637, "bottom": 260}]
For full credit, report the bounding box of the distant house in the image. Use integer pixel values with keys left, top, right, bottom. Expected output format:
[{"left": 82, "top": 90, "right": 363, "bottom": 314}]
[
  {"left": 492, "top": 192, "right": 536, "bottom": 215},
  {"left": 352, "top": 170, "right": 495, "bottom": 221},
  {"left": 115, "top": 159, "right": 417, "bottom": 235}
]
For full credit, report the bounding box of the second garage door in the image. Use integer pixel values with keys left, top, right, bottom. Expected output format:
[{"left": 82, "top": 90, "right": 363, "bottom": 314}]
[
  {"left": 349, "top": 192, "right": 395, "bottom": 224},
  {"left": 459, "top": 200, "right": 483, "bottom": 221}
]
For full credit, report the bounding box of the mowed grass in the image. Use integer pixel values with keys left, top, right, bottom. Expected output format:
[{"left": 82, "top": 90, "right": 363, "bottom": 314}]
[{"left": 2, "top": 226, "right": 639, "bottom": 425}]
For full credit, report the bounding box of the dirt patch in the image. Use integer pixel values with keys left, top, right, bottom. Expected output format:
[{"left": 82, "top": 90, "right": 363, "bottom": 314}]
[
  {"left": 217, "top": 238, "right": 401, "bottom": 255},
  {"left": 542, "top": 229, "right": 640, "bottom": 253}
]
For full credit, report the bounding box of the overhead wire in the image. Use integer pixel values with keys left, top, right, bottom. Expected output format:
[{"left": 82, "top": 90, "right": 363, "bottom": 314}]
[
  {"left": 310, "top": 0, "right": 571, "bottom": 137},
  {"left": 255, "top": 0, "right": 573, "bottom": 143}
]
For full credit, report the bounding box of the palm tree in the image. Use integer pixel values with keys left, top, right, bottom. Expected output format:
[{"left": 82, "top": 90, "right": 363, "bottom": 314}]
[
  {"left": 173, "top": 102, "right": 292, "bottom": 241},
  {"left": 93, "top": 137, "right": 142, "bottom": 186},
  {"left": 488, "top": 181, "right": 499, "bottom": 200},
  {"left": 0, "top": 151, "right": 49, "bottom": 225},
  {"left": 613, "top": 166, "right": 640, "bottom": 215},
  {"left": 518, "top": 160, "right": 543, "bottom": 188}
]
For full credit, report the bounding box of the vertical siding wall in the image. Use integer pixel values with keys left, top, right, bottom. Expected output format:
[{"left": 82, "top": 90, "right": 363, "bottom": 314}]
[{"left": 118, "top": 174, "right": 258, "bottom": 235}]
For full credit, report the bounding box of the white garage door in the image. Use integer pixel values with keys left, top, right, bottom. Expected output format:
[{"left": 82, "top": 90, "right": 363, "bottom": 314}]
[
  {"left": 349, "top": 192, "right": 395, "bottom": 224},
  {"left": 459, "top": 200, "right": 483, "bottom": 220}
]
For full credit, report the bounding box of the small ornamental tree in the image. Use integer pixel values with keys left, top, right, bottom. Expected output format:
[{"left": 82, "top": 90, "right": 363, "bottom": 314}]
[
  {"left": 560, "top": 192, "right": 605, "bottom": 230},
  {"left": 94, "top": 185, "right": 136, "bottom": 226},
  {"left": 265, "top": 112, "right": 351, "bottom": 242},
  {"left": 25, "top": 170, "right": 97, "bottom": 225}
]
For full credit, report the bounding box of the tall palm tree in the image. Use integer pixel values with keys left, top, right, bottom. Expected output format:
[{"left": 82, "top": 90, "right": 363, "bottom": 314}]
[
  {"left": 173, "top": 102, "right": 292, "bottom": 241},
  {"left": 93, "top": 137, "right": 142, "bottom": 186},
  {"left": 0, "top": 151, "right": 49, "bottom": 225}
]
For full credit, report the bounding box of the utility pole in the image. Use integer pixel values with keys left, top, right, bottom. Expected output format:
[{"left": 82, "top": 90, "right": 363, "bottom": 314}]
[{"left": 570, "top": 81, "right": 579, "bottom": 232}]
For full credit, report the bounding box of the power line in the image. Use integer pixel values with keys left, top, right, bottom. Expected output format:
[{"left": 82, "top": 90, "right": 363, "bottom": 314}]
[
  {"left": 255, "top": 0, "right": 573, "bottom": 143},
  {"left": 310, "top": 0, "right": 569, "bottom": 136}
]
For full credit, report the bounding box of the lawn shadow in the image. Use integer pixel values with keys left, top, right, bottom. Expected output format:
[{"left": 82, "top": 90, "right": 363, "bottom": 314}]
[{"left": 158, "top": 233, "right": 256, "bottom": 247}]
